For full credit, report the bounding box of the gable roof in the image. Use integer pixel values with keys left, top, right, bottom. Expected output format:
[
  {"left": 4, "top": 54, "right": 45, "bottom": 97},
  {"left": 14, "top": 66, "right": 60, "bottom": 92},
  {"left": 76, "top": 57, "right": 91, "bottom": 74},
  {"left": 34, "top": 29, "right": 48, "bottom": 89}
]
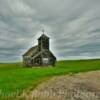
[
  {"left": 31, "top": 50, "right": 56, "bottom": 60},
  {"left": 49, "top": 51, "right": 56, "bottom": 59},
  {"left": 23, "top": 45, "right": 38, "bottom": 56}
]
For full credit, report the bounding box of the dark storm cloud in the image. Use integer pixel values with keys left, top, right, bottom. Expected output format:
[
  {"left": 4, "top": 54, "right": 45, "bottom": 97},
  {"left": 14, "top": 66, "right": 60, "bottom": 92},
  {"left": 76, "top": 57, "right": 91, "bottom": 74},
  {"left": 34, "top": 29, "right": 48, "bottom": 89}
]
[{"left": 0, "top": 0, "right": 100, "bottom": 62}]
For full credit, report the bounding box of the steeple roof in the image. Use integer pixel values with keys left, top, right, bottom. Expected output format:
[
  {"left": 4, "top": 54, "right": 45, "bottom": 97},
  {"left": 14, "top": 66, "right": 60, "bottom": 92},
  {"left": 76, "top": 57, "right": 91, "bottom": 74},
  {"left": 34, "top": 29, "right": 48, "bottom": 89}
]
[{"left": 38, "top": 34, "right": 49, "bottom": 40}]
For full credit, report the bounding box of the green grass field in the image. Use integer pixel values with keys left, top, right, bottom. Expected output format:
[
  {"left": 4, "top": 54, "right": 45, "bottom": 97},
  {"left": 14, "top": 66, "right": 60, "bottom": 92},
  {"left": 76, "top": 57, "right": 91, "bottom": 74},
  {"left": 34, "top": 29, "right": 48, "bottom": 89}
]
[{"left": 0, "top": 59, "right": 100, "bottom": 99}]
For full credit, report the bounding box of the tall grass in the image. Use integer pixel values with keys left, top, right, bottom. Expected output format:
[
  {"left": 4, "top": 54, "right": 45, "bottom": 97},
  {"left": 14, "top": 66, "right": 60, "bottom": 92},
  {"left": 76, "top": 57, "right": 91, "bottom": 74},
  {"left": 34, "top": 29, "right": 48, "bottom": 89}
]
[{"left": 0, "top": 59, "right": 100, "bottom": 99}]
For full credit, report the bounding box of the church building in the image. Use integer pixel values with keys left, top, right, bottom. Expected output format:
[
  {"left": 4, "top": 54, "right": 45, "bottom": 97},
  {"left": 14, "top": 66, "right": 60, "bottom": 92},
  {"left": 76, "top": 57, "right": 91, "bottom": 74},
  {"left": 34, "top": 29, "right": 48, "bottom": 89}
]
[{"left": 23, "top": 33, "right": 56, "bottom": 67}]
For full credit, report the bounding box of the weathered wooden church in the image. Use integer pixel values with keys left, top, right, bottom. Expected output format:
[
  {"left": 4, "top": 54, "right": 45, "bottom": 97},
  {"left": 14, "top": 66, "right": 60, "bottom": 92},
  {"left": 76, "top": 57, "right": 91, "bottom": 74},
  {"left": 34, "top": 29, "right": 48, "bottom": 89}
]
[{"left": 23, "top": 33, "right": 56, "bottom": 67}]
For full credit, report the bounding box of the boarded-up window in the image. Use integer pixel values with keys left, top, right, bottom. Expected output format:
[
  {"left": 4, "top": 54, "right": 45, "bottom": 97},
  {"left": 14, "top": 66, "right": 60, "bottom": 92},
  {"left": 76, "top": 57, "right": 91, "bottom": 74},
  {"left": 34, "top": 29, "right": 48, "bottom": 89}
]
[{"left": 43, "top": 58, "right": 49, "bottom": 64}]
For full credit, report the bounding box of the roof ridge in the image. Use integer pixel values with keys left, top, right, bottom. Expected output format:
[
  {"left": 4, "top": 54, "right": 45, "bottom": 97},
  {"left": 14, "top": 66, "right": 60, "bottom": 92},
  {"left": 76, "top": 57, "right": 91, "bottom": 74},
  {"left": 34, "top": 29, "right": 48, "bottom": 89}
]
[{"left": 23, "top": 45, "right": 38, "bottom": 56}]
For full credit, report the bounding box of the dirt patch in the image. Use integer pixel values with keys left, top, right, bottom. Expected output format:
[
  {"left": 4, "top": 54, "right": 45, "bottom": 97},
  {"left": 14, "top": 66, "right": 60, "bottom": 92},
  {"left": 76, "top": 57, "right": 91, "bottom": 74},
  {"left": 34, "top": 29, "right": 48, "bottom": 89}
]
[{"left": 18, "top": 71, "right": 100, "bottom": 100}]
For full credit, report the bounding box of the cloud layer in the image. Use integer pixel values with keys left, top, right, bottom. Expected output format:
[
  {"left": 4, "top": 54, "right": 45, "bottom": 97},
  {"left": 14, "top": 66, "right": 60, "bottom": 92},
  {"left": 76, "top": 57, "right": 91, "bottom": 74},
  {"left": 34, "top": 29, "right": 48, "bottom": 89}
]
[{"left": 0, "top": 0, "right": 100, "bottom": 62}]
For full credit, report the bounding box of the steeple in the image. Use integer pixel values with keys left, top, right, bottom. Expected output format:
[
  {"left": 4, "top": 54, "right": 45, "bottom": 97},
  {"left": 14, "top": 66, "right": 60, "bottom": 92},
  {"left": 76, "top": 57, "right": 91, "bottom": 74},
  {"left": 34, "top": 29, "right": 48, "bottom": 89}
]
[{"left": 38, "top": 30, "right": 49, "bottom": 51}]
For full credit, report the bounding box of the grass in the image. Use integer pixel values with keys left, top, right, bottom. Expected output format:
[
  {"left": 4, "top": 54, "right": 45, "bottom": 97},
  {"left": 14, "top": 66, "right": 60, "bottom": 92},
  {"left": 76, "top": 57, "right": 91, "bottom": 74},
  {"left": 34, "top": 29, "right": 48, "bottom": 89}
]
[{"left": 0, "top": 59, "right": 100, "bottom": 99}]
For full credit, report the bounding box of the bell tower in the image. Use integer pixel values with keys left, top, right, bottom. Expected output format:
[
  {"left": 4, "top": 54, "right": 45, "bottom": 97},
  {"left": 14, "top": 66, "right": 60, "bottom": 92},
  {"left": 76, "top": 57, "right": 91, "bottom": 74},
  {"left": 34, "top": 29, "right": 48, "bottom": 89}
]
[{"left": 38, "top": 30, "right": 49, "bottom": 51}]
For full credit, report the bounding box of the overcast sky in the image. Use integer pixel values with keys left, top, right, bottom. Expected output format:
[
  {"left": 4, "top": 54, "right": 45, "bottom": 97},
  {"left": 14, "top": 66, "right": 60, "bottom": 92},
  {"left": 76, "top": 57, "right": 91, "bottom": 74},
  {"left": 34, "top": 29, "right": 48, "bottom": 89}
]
[{"left": 0, "top": 0, "right": 100, "bottom": 62}]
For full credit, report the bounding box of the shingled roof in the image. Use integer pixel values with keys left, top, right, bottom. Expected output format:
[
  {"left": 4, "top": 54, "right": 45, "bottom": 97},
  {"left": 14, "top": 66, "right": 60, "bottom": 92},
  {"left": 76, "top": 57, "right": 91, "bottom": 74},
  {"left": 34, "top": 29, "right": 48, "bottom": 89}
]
[{"left": 23, "top": 46, "right": 38, "bottom": 57}]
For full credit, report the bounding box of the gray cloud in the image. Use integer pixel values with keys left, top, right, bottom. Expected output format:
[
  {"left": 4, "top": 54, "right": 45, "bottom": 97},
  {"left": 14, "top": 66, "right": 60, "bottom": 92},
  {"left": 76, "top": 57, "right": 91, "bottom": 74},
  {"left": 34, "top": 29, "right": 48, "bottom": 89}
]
[{"left": 0, "top": 0, "right": 100, "bottom": 62}]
